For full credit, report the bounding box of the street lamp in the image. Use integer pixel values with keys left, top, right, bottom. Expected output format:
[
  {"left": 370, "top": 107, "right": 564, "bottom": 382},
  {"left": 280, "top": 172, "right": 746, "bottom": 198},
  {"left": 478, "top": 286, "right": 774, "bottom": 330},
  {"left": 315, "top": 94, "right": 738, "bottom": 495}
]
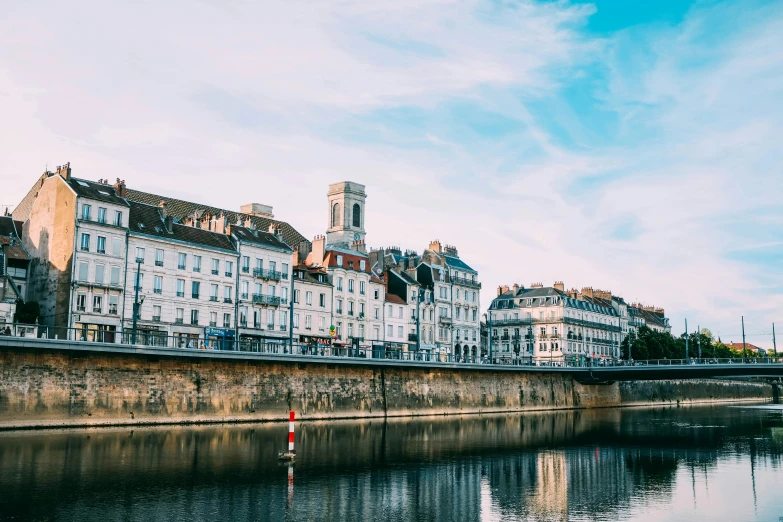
[{"left": 131, "top": 259, "right": 143, "bottom": 345}]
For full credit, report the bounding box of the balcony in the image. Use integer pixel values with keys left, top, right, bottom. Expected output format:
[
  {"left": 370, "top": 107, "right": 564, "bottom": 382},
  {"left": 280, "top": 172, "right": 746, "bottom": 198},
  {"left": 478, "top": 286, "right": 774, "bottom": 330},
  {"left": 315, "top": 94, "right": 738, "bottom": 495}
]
[
  {"left": 280, "top": 325, "right": 287, "bottom": 331},
  {"left": 192, "top": 294, "right": 200, "bottom": 299},
  {"left": 152, "top": 315, "right": 161, "bottom": 322},
  {"left": 174, "top": 318, "right": 184, "bottom": 324},
  {"left": 134, "top": 286, "right": 143, "bottom": 292},
  {"left": 178, "top": 264, "right": 186, "bottom": 270},
  {"left": 155, "top": 260, "right": 164, "bottom": 267},
  {"left": 282, "top": 273, "right": 289, "bottom": 280},
  {"left": 267, "top": 323, "right": 275, "bottom": 330},
  {"left": 193, "top": 267, "right": 200, "bottom": 273},
  {"left": 225, "top": 272, "right": 233, "bottom": 278},
  {"left": 135, "top": 257, "right": 144, "bottom": 263},
  {"left": 97, "top": 249, "right": 105, "bottom": 255},
  {"left": 76, "top": 305, "right": 86, "bottom": 312},
  {"left": 80, "top": 246, "right": 90, "bottom": 252},
  {"left": 242, "top": 266, "right": 250, "bottom": 273},
  {"left": 154, "top": 288, "right": 162, "bottom": 294},
  {"left": 223, "top": 323, "right": 231, "bottom": 328},
  {"left": 438, "top": 316, "right": 452, "bottom": 325},
  {"left": 240, "top": 293, "right": 249, "bottom": 300},
  {"left": 450, "top": 275, "right": 482, "bottom": 289},
  {"left": 223, "top": 298, "right": 232, "bottom": 304},
  {"left": 210, "top": 296, "right": 218, "bottom": 302},
  {"left": 253, "top": 268, "right": 282, "bottom": 281},
  {"left": 240, "top": 320, "right": 247, "bottom": 328},
  {"left": 210, "top": 321, "right": 217, "bottom": 327},
  {"left": 252, "top": 294, "right": 282, "bottom": 306},
  {"left": 190, "top": 320, "right": 199, "bottom": 326},
  {"left": 211, "top": 269, "right": 219, "bottom": 275},
  {"left": 176, "top": 291, "right": 184, "bottom": 297}
]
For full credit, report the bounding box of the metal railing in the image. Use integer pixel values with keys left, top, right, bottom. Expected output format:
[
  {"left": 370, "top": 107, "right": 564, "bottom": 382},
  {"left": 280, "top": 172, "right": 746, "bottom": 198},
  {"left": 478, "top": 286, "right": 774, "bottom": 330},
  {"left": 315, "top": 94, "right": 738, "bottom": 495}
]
[
  {"left": 450, "top": 275, "right": 482, "bottom": 289},
  {"left": 252, "top": 294, "right": 282, "bottom": 306},
  {"left": 253, "top": 268, "right": 281, "bottom": 281},
  {"left": 2, "top": 323, "right": 783, "bottom": 369}
]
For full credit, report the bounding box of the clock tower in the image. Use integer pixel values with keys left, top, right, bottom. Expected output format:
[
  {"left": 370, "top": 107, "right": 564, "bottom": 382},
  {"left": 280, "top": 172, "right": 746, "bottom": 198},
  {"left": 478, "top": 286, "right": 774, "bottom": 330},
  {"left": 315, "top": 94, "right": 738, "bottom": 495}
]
[{"left": 326, "top": 181, "right": 367, "bottom": 248}]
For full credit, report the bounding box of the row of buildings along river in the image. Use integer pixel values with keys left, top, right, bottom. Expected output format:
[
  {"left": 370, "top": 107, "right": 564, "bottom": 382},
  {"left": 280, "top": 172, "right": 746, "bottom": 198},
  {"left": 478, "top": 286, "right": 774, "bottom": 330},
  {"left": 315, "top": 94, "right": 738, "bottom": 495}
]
[{"left": 1, "top": 163, "right": 669, "bottom": 364}]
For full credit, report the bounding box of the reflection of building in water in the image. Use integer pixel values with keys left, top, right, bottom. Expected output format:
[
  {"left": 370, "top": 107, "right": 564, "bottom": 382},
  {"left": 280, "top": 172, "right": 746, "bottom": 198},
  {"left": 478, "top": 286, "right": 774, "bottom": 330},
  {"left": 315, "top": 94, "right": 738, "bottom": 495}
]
[{"left": 532, "top": 451, "right": 569, "bottom": 520}]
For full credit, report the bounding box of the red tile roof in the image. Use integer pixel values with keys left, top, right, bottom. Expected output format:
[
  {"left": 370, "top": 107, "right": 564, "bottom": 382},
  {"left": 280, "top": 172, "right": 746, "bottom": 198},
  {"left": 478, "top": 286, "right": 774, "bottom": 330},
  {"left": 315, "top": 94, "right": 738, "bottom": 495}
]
[{"left": 385, "top": 294, "right": 406, "bottom": 305}]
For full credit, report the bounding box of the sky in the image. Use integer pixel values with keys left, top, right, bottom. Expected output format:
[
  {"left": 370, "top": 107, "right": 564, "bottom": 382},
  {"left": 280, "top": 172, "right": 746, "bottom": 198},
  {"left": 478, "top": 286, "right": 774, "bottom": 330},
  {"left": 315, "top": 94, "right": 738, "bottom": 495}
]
[{"left": 1, "top": 0, "right": 781, "bottom": 348}]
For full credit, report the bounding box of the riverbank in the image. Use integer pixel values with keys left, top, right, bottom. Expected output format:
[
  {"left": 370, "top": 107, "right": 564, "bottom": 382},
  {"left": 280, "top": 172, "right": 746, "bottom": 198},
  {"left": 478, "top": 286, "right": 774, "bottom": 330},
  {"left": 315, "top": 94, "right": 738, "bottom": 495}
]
[{"left": 0, "top": 339, "right": 772, "bottom": 430}]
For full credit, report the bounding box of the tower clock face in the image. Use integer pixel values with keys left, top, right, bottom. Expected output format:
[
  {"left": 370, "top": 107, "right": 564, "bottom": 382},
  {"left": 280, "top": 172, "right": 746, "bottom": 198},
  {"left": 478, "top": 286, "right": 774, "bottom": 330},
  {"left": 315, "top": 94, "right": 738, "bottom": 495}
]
[{"left": 354, "top": 233, "right": 361, "bottom": 241}]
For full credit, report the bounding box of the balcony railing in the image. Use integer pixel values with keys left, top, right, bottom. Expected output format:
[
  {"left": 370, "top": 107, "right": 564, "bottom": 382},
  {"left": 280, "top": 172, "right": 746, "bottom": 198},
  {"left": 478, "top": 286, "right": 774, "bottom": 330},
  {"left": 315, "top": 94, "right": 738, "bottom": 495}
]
[
  {"left": 242, "top": 266, "right": 250, "bottom": 273},
  {"left": 211, "top": 269, "right": 219, "bottom": 275},
  {"left": 154, "top": 288, "right": 162, "bottom": 294},
  {"left": 178, "top": 264, "right": 186, "bottom": 270},
  {"left": 240, "top": 293, "right": 249, "bottom": 300},
  {"left": 450, "top": 275, "right": 482, "bottom": 289},
  {"left": 192, "top": 294, "right": 200, "bottom": 299},
  {"left": 155, "top": 260, "right": 164, "bottom": 267},
  {"left": 210, "top": 296, "right": 218, "bottom": 302},
  {"left": 223, "top": 298, "right": 232, "bottom": 304},
  {"left": 152, "top": 315, "right": 161, "bottom": 322},
  {"left": 225, "top": 272, "right": 233, "bottom": 278},
  {"left": 174, "top": 318, "right": 184, "bottom": 324},
  {"left": 280, "top": 325, "right": 287, "bottom": 331},
  {"left": 253, "top": 268, "right": 282, "bottom": 281},
  {"left": 252, "top": 294, "right": 282, "bottom": 306},
  {"left": 210, "top": 321, "right": 217, "bottom": 327},
  {"left": 190, "top": 320, "right": 199, "bottom": 326},
  {"left": 267, "top": 323, "right": 275, "bottom": 330},
  {"left": 438, "top": 316, "right": 452, "bottom": 324},
  {"left": 176, "top": 291, "right": 184, "bottom": 297}
]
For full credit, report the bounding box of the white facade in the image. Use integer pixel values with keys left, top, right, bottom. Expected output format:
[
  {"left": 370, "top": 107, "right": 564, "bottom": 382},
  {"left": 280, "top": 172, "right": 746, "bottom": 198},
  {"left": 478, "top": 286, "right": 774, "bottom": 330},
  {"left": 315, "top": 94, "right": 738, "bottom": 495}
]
[
  {"left": 291, "top": 267, "right": 333, "bottom": 345},
  {"left": 383, "top": 296, "right": 411, "bottom": 348},
  {"left": 71, "top": 194, "right": 129, "bottom": 340},
  {"left": 368, "top": 277, "right": 385, "bottom": 343},
  {"left": 329, "top": 253, "right": 372, "bottom": 346}
]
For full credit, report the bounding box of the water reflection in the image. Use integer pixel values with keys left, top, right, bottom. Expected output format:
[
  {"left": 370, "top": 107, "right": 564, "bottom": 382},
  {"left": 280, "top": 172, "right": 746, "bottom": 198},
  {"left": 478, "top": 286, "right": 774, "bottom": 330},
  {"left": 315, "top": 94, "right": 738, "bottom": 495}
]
[{"left": 1, "top": 405, "right": 783, "bottom": 521}]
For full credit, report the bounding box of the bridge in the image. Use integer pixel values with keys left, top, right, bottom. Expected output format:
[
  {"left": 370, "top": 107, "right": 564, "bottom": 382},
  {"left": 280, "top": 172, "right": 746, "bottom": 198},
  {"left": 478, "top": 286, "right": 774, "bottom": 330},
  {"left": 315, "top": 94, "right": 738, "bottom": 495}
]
[{"left": 2, "top": 335, "right": 782, "bottom": 385}]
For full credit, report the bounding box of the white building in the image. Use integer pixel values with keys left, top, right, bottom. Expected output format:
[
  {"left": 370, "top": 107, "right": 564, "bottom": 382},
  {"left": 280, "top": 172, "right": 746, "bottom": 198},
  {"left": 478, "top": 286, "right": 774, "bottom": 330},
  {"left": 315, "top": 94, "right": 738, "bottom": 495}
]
[{"left": 291, "top": 263, "right": 333, "bottom": 349}]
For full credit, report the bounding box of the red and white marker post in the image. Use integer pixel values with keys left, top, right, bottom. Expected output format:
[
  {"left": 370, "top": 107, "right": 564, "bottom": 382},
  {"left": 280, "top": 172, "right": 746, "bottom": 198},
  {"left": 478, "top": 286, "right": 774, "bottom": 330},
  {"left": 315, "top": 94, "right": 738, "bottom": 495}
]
[{"left": 288, "top": 411, "right": 295, "bottom": 453}]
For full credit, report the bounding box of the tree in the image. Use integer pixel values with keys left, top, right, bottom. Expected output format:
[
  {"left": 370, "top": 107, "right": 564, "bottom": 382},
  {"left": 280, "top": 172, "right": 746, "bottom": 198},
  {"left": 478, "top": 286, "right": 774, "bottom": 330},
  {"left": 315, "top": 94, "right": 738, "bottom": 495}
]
[{"left": 13, "top": 300, "right": 40, "bottom": 324}]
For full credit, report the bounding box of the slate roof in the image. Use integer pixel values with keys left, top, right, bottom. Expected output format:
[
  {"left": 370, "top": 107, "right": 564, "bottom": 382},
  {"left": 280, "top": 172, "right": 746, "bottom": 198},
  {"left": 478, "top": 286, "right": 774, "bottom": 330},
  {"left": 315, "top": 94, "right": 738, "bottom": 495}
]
[
  {"left": 397, "top": 270, "right": 419, "bottom": 286},
  {"left": 443, "top": 254, "right": 476, "bottom": 273},
  {"left": 492, "top": 286, "right": 617, "bottom": 316},
  {"left": 3, "top": 245, "right": 29, "bottom": 261},
  {"left": 230, "top": 225, "right": 292, "bottom": 253},
  {"left": 125, "top": 188, "right": 307, "bottom": 249},
  {"left": 293, "top": 265, "right": 332, "bottom": 287},
  {"left": 0, "top": 216, "right": 23, "bottom": 239},
  {"left": 128, "top": 201, "right": 237, "bottom": 253},
  {"left": 68, "top": 178, "right": 130, "bottom": 206}
]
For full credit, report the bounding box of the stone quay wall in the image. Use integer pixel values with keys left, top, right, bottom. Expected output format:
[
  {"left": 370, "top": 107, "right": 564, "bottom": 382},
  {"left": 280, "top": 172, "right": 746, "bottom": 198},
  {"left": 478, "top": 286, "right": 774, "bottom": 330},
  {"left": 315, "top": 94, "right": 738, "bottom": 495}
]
[{"left": 0, "top": 339, "right": 772, "bottom": 429}]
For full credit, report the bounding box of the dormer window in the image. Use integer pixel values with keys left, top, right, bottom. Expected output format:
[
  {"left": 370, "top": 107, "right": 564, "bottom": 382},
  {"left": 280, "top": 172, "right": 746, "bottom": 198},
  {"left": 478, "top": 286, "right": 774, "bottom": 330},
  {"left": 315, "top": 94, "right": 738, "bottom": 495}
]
[{"left": 336, "top": 255, "right": 343, "bottom": 267}]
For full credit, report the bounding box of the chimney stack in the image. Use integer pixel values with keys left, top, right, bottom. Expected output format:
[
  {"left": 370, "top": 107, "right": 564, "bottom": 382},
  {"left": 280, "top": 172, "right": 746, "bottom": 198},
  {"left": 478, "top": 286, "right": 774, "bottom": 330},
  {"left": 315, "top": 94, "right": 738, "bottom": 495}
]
[
  {"left": 308, "top": 235, "right": 326, "bottom": 266},
  {"left": 241, "top": 203, "right": 274, "bottom": 219},
  {"left": 113, "top": 178, "right": 127, "bottom": 198},
  {"left": 56, "top": 162, "right": 71, "bottom": 180},
  {"left": 512, "top": 283, "right": 519, "bottom": 294},
  {"left": 429, "top": 240, "right": 442, "bottom": 254},
  {"left": 554, "top": 281, "right": 564, "bottom": 291}
]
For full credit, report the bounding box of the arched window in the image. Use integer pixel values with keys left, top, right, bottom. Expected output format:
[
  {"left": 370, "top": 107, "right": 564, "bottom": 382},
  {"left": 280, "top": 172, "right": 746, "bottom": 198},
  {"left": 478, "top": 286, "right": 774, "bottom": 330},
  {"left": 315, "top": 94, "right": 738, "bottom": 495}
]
[
  {"left": 352, "top": 203, "right": 361, "bottom": 228},
  {"left": 332, "top": 203, "right": 341, "bottom": 227}
]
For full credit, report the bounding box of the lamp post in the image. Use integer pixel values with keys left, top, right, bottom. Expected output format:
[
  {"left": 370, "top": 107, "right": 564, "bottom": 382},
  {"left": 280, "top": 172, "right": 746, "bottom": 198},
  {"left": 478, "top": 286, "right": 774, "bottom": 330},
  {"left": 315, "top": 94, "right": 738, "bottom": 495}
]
[{"left": 131, "top": 259, "right": 142, "bottom": 345}]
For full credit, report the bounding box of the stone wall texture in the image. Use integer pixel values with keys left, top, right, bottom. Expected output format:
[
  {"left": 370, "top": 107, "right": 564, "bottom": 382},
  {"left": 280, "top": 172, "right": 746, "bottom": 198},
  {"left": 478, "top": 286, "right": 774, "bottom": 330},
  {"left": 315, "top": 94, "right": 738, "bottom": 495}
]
[{"left": 0, "top": 344, "right": 772, "bottom": 429}]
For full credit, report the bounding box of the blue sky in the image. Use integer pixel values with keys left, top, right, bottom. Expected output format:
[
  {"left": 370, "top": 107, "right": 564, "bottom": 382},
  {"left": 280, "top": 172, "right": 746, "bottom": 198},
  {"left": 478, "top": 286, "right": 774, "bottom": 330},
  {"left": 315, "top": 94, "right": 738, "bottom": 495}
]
[{"left": 1, "top": 0, "right": 781, "bottom": 347}]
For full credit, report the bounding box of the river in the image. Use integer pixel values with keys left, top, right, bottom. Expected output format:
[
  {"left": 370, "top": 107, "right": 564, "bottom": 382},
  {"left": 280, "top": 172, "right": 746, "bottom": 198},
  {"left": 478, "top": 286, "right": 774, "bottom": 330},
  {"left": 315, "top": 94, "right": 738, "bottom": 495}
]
[{"left": 1, "top": 403, "right": 782, "bottom": 521}]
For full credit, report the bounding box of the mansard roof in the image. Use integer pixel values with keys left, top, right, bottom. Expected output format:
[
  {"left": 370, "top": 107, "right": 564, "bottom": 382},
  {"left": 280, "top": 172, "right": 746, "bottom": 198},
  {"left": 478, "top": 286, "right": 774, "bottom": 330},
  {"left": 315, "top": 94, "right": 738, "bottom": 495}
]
[
  {"left": 443, "top": 254, "right": 476, "bottom": 273},
  {"left": 230, "top": 225, "right": 292, "bottom": 253},
  {"left": 67, "top": 178, "right": 130, "bottom": 206},
  {"left": 128, "top": 201, "right": 236, "bottom": 254}
]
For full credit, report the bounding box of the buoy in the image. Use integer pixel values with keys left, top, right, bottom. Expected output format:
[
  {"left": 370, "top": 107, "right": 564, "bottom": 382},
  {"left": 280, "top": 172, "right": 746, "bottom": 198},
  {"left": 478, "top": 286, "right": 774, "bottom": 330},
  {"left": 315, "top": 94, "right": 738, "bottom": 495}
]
[{"left": 278, "top": 411, "right": 296, "bottom": 460}]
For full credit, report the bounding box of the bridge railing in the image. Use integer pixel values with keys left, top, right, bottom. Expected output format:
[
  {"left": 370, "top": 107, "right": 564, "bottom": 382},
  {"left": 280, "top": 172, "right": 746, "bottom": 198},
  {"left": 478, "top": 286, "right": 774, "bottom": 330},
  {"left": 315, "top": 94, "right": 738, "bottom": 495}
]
[{"left": 1, "top": 323, "right": 781, "bottom": 368}]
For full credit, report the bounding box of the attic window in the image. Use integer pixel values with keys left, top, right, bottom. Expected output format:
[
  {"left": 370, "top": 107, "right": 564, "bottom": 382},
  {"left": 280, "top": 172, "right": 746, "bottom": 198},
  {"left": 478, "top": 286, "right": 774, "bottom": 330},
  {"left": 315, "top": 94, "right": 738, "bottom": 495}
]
[
  {"left": 77, "top": 181, "right": 89, "bottom": 187},
  {"left": 138, "top": 223, "right": 146, "bottom": 230},
  {"left": 98, "top": 190, "right": 110, "bottom": 196},
  {"left": 154, "top": 226, "right": 163, "bottom": 233}
]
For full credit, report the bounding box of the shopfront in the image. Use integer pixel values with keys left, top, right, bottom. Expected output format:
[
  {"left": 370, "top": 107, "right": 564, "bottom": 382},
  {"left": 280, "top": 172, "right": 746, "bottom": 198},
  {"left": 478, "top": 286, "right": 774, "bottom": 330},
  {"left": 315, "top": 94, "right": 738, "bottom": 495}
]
[{"left": 205, "top": 326, "right": 235, "bottom": 350}]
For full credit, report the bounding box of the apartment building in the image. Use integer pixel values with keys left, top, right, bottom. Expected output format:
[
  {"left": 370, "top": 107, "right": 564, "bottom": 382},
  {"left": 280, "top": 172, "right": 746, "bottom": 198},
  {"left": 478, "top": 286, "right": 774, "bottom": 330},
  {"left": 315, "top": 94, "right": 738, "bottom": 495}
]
[{"left": 291, "top": 264, "right": 332, "bottom": 347}]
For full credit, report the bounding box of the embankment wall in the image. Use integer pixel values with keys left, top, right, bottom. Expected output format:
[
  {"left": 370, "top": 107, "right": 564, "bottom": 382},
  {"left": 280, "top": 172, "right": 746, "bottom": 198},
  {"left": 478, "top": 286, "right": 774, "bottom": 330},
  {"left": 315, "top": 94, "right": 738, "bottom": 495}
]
[{"left": 0, "top": 341, "right": 771, "bottom": 429}]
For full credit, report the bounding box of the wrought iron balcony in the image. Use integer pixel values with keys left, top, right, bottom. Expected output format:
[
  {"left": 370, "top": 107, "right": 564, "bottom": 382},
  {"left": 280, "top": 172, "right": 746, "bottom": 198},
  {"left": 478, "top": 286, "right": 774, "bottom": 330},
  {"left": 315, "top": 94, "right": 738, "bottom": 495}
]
[
  {"left": 438, "top": 316, "right": 452, "bottom": 325},
  {"left": 174, "top": 318, "right": 184, "bottom": 324},
  {"left": 253, "top": 268, "right": 281, "bottom": 281},
  {"left": 252, "top": 294, "right": 282, "bottom": 306},
  {"left": 223, "top": 298, "right": 232, "bottom": 304},
  {"left": 450, "top": 275, "right": 482, "bottom": 289},
  {"left": 210, "top": 296, "right": 218, "bottom": 302}
]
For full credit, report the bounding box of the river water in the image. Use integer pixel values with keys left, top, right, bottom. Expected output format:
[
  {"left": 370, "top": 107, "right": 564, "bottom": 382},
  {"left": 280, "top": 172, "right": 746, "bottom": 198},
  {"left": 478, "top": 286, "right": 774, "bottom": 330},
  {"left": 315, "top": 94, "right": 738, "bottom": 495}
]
[{"left": 2, "top": 404, "right": 783, "bottom": 521}]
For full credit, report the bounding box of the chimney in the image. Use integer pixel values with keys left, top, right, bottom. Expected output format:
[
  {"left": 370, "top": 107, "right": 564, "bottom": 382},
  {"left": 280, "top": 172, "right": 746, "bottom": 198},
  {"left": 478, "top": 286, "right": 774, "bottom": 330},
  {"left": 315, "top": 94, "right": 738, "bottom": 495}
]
[
  {"left": 531, "top": 282, "right": 543, "bottom": 289},
  {"left": 268, "top": 223, "right": 283, "bottom": 241},
  {"left": 240, "top": 203, "right": 274, "bottom": 219},
  {"left": 309, "top": 235, "right": 325, "bottom": 265},
  {"left": 158, "top": 200, "right": 168, "bottom": 220},
  {"left": 512, "top": 283, "right": 519, "bottom": 294},
  {"left": 211, "top": 213, "right": 227, "bottom": 234},
  {"left": 56, "top": 162, "right": 72, "bottom": 180},
  {"left": 581, "top": 287, "right": 594, "bottom": 299},
  {"left": 113, "top": 178, "right": 127, "bottom": 198},
  {"left": 429, "top": 240, "right": 442, "bottom": 254},
  {"left": 554, "top": 281, "right": 564, "bottom": 291}
]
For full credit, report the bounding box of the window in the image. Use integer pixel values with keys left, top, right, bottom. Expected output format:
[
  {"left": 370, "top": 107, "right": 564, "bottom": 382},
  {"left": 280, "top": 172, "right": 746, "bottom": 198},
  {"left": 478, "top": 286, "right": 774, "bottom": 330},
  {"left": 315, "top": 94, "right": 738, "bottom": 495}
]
[
  {"left": 269, "top": 285, "right": 276, "bottom": 297},
  {"left": 347, "top": 323, "right": 353, "bottom": 338},
  {"left": 269, "top": 261, "right": 276, "bottom": 273},
  {"left": 348, "top": 279, "right": 354, "bottom": 293},
  {"left": 97, "top": 236, "right": 106, "bottom": 254},
  {"left": 94, "top": 265, "right": 105, "bottom": 284},
  {"left": 178, "top": 253, "right": 187, "bottom": 270},
  {"left": 114, "top": 211, "right": 123, "bottom": 227},
  {"left": 281, "top": 286, "right": 288, "bottom": 301},
  {"left": 319, "top": 293, "right": 326, "bottom": 307},
  {"left": 108, "top": 295, "right": 118, "bottom": 315},
  {"left": 223, "top": 286, "right": 232, "bottom": 302},
  {"left": 153, "top": 305, "right": 161, "bottom": 321},
  {"left": 336, "top": 298, "right": 343, "bottom": 314},
  {"left": 97, "top": 207, "right": 106, "bottom": 224},
  {"left": 282, "top": 263, "right": 288, "bottom": 279},
  {"left": 305, "top": 315, "right": 312, "bottom": 330},
  {"left": 359, "top": 302, "right": 365, "bottom": 316},
  {"left": 294, "top": 289, "right": 300, "bottom": 304},
  {"left": 154, "top": 276, "right": 162, "bottom": 294},
  {"left": 176, "top": 308, "right": 184, "bottom": 323},
  {"left": 318, "top": 316, "right": 325, "bottom": 331},
  {"left": 332, "top": 202, "right": 341, "bottom": 227},
  {"left": 78, "top": 261, "right": 89, "bottom": 281},
  {"left": 388, "top": 325, "right": 393, "bottom": 337},
  {"left": 352, "top": 203, "right": 361, "bottom": 228},
  {"left": 208, "top": 284, "right": 219, "bottom": 302},
  {"left": 388, "top": 304, "right": 393, "bottom": 316},
  {"left": 81, "top": 204, "right": 91, "bottom": 221},
  {"left": 193, "top": 255, "right": 201, "bottom": 273},
  {"left": 398, "top": 306, "right": 403, "bottom": 319},
  {"left": 456, "top": 308, "right": 461, "bottom": 320},
  {"left": 348, "top": 301, "right": 354, "bottom": 316},
  {"left": 255, "top": 283, "right": 262, "bottom": 296},
  {"left": 242, "top": 256, "right": 250, "bottom": 273},
  {"left": 374, "top": 327, "right": 379, "bottom": 340},
  {"left": 155, "top": 249, "right": 164, "bottom": 266},
  {"left": 241, "top": 281, "right": 249, "bottom": 299},
  {"left": 225, "top": 261, "right": 233, "bottom": 277},
  {"left": 112, "top": 237, "right": 122, "bottom": 257},
  {"left": 337, "top": 277, "right": 343, "bottom": 291},
  {"left": 210, "top": 311, "right": 218, "bottom": 326},
  {"left": 255, "top": 258, "right": 263, "bottom": 270},
  {"left": 359, "top": 281, "right": 365, "bottom": 295},
  {"left": 176, "top": 279, "right": 185, "bottom": 297},
  {"left": 76, "top": 293, "right": 87, "bottom": 312},
  {"left": 191, "top": 309, "right": 199, "bottom": 325},
  {"left": 374, "top": 307, "right": 379, "bottom": 319},
  {"left": 293, "top": 314, "right": 300, "bottom": 328},
  {"left": 238, "top": 307, "right": 247, "bottom": 326},
  {"left": 267, "top": 310, "right": 274, "bottom": 328},
  {"left": 135, "top": 247, "right": 145, "bottom": 263},
  {"left": 92, "top": 295, "right": 102, "bottom": 313},
  {"left": 135, "top": 302, "right": 142, "bottom": 319},
  {"left": 336, "top": 255, "right": 343, "bottom": 267},
  {"left": 211, "top": 258, "right": 219, "bottom": 275},
  {"left": 305, "top": 291, "right": 312, "bottom": 305},
  {"left": 223, "top": 313, "right": 231, "bottom": 328},
  {"left": 279, "top": 312, "right": 287, "bottom": 329},
  {"left": 374, "top": 289, "right": 379, "bottom": 299},
  {"left": 134, "top": 272, "right": 143, "bottom": 291},
  {"left": 80, "top": 233, "right": 90, "bottom": 251},
  {"left": 472, "top": 309, "right": 477, "bottom": 321}
]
